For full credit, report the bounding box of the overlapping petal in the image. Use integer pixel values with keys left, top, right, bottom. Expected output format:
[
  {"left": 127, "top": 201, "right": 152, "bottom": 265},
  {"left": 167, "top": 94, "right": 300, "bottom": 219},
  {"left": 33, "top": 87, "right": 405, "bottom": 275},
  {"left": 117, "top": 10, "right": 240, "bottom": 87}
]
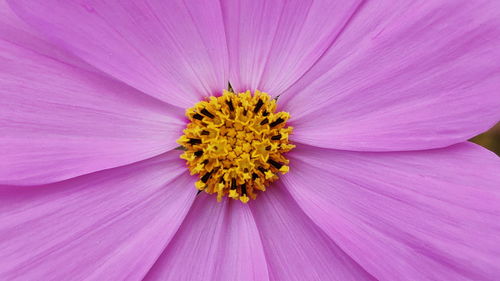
[
  {"left": 220, "top": 0, "right": 363, "bottom": 96},
  {"left": 0, "top": 151, "right": 196, "bottom": 281},
  {"left": 284, "top": 143, "right": 500, "bottom": 280},
  {"left": 144, "top": 194, "right": 269, "bottom": 281},
  {"left": 8, "top": 0, "right": 229, "bottom": 108},
  {"left": 1, "top": 2, "right": 190, "bottom": 185},
  {"left": 282, "top": 0, "right": 500, "bottom": 151},
  {"left": 250, "top": 184, "right": 375, "bottom": 281},
  {"left": 1, "top": 2, "right": 187, "bottom": 185}
]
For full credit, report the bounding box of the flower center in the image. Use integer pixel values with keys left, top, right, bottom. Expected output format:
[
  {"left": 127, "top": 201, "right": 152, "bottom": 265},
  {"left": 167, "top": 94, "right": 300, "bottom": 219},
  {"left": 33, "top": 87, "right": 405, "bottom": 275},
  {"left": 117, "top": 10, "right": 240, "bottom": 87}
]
[{"left": 178, "top": 89, "right": 294, "bottom": 203}]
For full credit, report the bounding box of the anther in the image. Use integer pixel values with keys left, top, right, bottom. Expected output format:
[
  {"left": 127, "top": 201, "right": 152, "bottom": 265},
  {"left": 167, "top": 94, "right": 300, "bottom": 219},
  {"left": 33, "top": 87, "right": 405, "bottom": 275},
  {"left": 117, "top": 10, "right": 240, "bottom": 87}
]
[
  {"left": 201, "top": 108, "right": 215, "bottom": 118},
  {"left": 193, "top": 113, "right": 203, "bottom": 120},
  {"left": 271, "top": 134, "right": 281, "bottom": 140},
  {"left": 188, "top": 138, "right": 202, "bottom": 145},
  {"left": 226, "top": 100, "right": 235, "bottom": 111},
  {"left": 254, "top": 99, "right": 264, "bottom": 113},
  {"left": 268, "top": 159, "right": 283, "bottom": 170},
  {"left": 270, "top": 117, "right": 284, "bottom": 128},
  {"left": 260, "top": 118, "right": 269, "bottom": 125},
  {"left": 201, "top": 171, "right": 212, "bottom": 183},
  {"left": 241, "top": 183, "right": 247, "bottom": 195}
]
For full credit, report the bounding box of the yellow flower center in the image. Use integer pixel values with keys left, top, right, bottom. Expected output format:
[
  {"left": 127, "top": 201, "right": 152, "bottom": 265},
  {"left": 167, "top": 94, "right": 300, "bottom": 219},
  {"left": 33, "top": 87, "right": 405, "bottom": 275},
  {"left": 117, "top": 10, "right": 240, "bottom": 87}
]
[{"left": 178, "top": 89, "right": 294, "bottom": 203}]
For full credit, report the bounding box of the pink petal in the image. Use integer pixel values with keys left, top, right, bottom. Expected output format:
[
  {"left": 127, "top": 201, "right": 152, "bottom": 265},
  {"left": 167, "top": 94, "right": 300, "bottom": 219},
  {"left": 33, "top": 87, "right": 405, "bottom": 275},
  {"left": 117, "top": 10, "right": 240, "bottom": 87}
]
[
  {"left": 220, "top": 0, "right": 363, "bottom": 95},
  {"left": 0, "top": 0, "right": 106, "bottom": 75},
  {"left": 0, "top": 4, "right": 185, "bottom": 185},
  {"left": 285, "top": 143, "right": 500, "bottom": 280},
  {"left": 8, "top": 0, "right": 229, "bottom": 108},
  {"left": 144, "top": 194, "right": 268, "bottom": 281},
  {"left": 0, "top": 151, "right": 196, "bottom": 281},
  {"left": 249, "top": 184, "right": 375, "bottom": 281},
  {"left": 281, "top": 1, "right": 500, "bottom": 151}
]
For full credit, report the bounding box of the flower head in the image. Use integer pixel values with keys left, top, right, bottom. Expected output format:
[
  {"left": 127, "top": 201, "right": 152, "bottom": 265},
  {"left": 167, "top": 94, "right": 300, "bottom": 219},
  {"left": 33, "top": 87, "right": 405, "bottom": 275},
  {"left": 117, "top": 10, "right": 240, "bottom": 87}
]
[{"left": 1, "top": 0, "right": 500, "bottom": 280}]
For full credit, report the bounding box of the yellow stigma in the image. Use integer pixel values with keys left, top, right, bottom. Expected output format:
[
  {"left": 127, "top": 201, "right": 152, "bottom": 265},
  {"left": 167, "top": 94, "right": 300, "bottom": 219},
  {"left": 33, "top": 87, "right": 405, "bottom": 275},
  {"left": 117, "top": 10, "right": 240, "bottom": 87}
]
[{"left": 178, "top": 89, "right": 294, "bottom": 203}]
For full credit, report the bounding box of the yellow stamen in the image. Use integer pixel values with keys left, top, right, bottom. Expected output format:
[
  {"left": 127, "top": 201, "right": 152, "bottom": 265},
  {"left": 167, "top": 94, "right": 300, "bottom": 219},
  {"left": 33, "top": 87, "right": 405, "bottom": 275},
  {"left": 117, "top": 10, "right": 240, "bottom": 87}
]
[{"left": 178, "top": 90, "right": 294, "bottom": 203}]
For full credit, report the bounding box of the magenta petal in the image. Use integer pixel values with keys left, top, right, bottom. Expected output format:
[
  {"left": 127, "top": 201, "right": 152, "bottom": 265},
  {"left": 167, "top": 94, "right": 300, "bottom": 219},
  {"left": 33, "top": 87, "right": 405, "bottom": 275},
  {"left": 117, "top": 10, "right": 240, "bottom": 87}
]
[
  {"left": 0, "top": 4, "right": 186, "bottom": 185},
  {"left": 0, "top": 151, "right": 196, "bottom": 280},
  {"left": 144, "top": 195, "right": 269, "bottom": 281},
  {"left": 282, "top": 1, "right": 500, "bottom": 151},
  {"left": 285, "top": 143, "right": 500, "bottom": 280},
  {"left": 8, "top": 0, "right": 229, "bottom": 107},
  {"left": 221, "top": 0, "right": 363, "bottom": 95},
  {"left": 250, "top": 184, "right": 375, "bottom": 281}
]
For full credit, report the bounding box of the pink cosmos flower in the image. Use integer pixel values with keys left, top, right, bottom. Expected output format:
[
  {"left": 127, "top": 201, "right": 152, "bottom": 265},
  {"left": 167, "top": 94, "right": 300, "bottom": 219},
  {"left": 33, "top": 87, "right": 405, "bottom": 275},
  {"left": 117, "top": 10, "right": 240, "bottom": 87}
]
[{"left": 1, "top": 0, "right": 500, "bottom": 280}]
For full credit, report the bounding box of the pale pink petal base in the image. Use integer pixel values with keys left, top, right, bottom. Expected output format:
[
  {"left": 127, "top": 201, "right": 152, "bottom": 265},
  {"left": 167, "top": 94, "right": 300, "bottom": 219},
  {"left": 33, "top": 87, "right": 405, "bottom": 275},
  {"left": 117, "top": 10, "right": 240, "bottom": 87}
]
[
  {"left": 145, "top": 194, "right": 269, "bottom": 281},
  {"left": 285, "top": 143, "right": 500, "bottom": 280},
  {"left": 250, "top": 184, "right": 375, "bottom": 281},
  {"left": 0, "top": 151, "right": 196, "bottom": 281},
  {"left": 282, "top": 0, "right": 500, "bottom": 151}
]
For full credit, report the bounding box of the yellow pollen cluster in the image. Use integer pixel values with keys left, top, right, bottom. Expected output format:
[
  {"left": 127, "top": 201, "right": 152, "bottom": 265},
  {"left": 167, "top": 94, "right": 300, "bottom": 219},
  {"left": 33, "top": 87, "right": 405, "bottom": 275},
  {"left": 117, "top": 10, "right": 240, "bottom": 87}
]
[{"left": 178, "top": 89, "right": 294, "bottom": 203}]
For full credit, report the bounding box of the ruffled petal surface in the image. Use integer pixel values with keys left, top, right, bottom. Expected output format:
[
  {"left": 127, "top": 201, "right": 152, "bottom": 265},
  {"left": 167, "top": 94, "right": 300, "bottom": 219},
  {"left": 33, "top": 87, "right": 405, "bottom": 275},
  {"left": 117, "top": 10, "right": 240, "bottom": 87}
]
[
  {"left": 144, "top": 194, "right": 269, "bottom": 281},
  {"left": 281, "top": 1, "right": 500, "bottom": 151},
  {"left": 285, "top": 143, "right": 500, "bottom": 280},
  {"left": 250, "top": 184, "right": 375, "bottom": 281},
  {"left": 0, "top": 151, "right": 196, "bottom": 281},
  {"left": 221, "top": 0, "right": 363, "bottom": 95},
  {"left": 0, "top": 3, "right": 185, "bottom": 185},
  {"left": 8, "top": 0, "right": 229, "bottom": 108}
]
